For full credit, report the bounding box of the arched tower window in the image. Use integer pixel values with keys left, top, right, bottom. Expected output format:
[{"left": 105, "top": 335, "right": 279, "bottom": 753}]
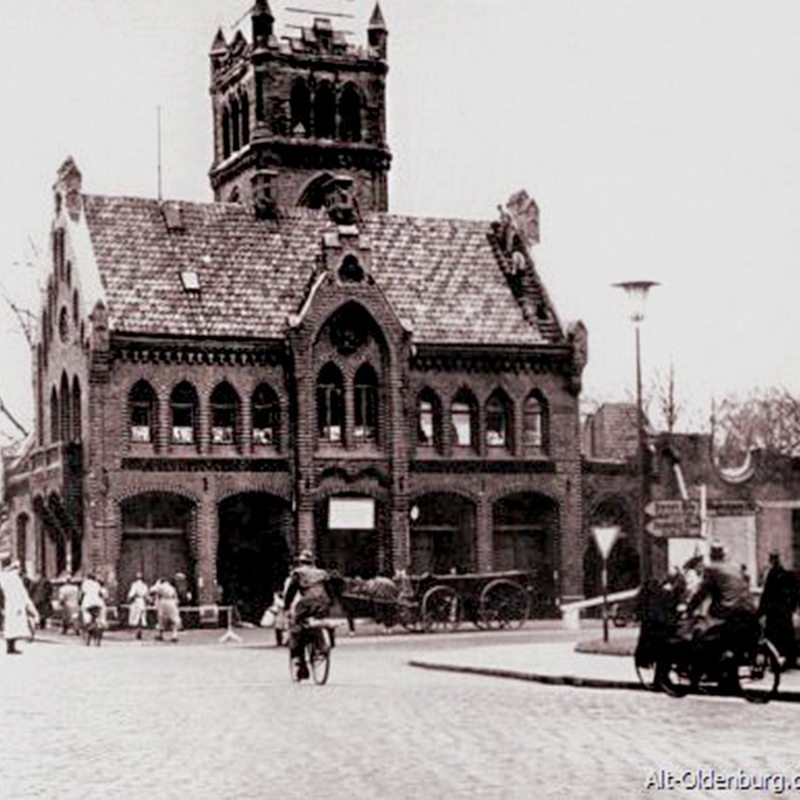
[
  {"left": 252, "top": 383, "right": 279, "bottom": 446},
  {"left": 417, "top": 388, "right": 443, "bottom": 452},
  {"left": 339, "top": 83, "right": 362, "bottom": 142},
  {"left": 314, "top": 81, "right": 336, "bottom": 139},
  {"left": 240, "top": 92, "right": 250, "bottom": 145},
  {"left": 222, "top": 107, "right": 231, "bottom": 158},
  {"left": 486, "top": 390, "right": 512, "bottom": 449},
  {"left": 523, "top": 391, "right": 547, "bottom": 451},
  {"left": 129, "top": 380, "right": 157, "bottom": 443},
  {"left": 290, "top": 78, "right": 311, "bottom": 136},
  {"left": 59, "top": 373, "right": 71, "bottom": 445},
  {"left": 71, "top": 376, "right": 81, "bottom": 442},
  {"left": 50, "top": 386, "right": 59, "bottom": 444},
  {"left": 317, "top": 363, "right": 344, "bottom": 443},
  {"left": 170, "top": 382, "right": 198, "bottom": 444},
  {"left": 451, "top": 389, "right": 477, "bottom": 449},
  {"left": 353, "top": 364, "right": 378, "bottom": 443},
  {"left": 230, "top": 98, "right": 241, "bottom": 152},
  {"left": 210, "top": 382, "right": 240, "bottom": 445}
]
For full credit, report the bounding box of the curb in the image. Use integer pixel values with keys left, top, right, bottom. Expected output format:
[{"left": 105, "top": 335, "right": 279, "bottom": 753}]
[{"left": 407, "top": 660, "right": 800, "bottom": 703}]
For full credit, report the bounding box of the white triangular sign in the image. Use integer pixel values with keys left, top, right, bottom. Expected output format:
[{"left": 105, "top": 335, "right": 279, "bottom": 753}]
[{"left": 592, "top": 526, "right": 620, "bottom": 560}]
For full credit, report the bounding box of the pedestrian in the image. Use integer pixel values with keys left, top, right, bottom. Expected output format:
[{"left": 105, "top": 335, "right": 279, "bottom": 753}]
[
  {"left": 150, "top": 577, "right": 181, "bottom": 642},
  {"left": 758, "top": 551, "right": 798, "bottom": 670},
  {"left": 0, "top": 560, "right": 39, "bottom": 654},
  {"left": 57, "top": 578, "right": 80, "bottom": 634},
  {"left": 127, "top": 572, "right": 150, "bottom": 639},
  {"left": 79, "top": 572, "right": 108, "bottom": 631}
]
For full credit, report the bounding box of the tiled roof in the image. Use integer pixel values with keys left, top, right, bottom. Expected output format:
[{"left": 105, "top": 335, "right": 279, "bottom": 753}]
[{"left": 82, "top": 195, "right": 562, "bottom": 346}]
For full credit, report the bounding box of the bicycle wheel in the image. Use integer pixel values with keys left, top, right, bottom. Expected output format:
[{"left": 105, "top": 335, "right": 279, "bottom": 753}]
[
  {"left": 308, "top": 630, "right": 331, "bottom": 685},
  {"left": 737, "top": 640, "right": 781, "bottom": 704}
]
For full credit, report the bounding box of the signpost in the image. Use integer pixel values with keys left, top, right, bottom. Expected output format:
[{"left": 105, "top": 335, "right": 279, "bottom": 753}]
[{"left": 592, "top": 525, "right": 620, "bottom": 643}]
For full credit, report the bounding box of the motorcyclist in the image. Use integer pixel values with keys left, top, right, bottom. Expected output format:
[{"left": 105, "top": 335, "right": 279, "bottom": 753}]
[
  {"left": 283, "top": 549, "right": 332, "bottom": 681},
  {"left": 685, "top": 541, "right": 758, "bottom": 680}
]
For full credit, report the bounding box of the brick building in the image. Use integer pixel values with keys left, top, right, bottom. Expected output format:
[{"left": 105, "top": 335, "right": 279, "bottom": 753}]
[{"left": 2, "top": 3, "right": 590, "bottom": 621}]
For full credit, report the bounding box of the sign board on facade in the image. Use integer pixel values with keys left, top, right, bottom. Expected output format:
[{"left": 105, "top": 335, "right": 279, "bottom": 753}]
[{"left": 706, "top": 499, "right": 758, "bottom": 517}]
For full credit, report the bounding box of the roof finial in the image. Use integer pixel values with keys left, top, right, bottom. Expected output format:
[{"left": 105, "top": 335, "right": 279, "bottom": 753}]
[{"left": 368, "top": 3, "right": 387, "bottom": 59}]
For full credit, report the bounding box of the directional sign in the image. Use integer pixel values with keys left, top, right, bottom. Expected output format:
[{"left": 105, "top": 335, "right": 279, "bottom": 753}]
[{"left": 645, "top": 499, "right": 702, "bottom": 538}]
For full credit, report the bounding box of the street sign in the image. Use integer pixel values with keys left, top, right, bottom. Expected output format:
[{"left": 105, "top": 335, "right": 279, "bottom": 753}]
[
  {"left": 706, "top": 499, "right": 757, "bottom": 517},
  {"left": 644, "top": 499, "right": 701, "bottom": 538},
  {"left": 592, "top": 525, "right": 620, "bottom": 559}
]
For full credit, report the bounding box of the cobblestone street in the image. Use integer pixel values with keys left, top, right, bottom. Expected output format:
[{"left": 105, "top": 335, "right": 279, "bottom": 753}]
[{"left": 2, "top": 628, "right": 800, "bottom": 799}]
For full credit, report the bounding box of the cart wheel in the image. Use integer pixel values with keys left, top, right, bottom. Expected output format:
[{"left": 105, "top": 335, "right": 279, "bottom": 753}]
[
  {"left": 422, "top": 586, "right": 460, "bottom": 633},
  {"left": 478, "top": 579, "right": 530, "bottom": 630}
]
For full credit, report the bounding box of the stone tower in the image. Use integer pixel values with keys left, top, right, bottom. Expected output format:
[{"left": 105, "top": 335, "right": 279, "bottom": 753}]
[{"left": 208, "top": 1, "right": 391, "bottom": 214}]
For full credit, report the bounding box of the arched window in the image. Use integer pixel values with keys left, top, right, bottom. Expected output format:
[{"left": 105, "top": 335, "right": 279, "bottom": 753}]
[
  {"left": 210, "top": 382, "right": 240, "bottom": 445},
  {"left": 317, "top": 363, "right": 344, "bottom": 443},
  {"left": 71, "top": 376, "right": 81, "bottom": 442},
  {"left": 339, "top": 83, "right": 362, "bottom": 142},
  {"left": 222, "top": 107, "right": 231, "bottom": 158},
  {"left": 523, "top": 392, "right": 546, "bottom": 450},
  {"left": 129, "top": 380, "right": 157, "bottom": 443},
  {"left": 240, "top": 92, "right": 250, "bottom": 145},
  {"left": 290, "top": 78, "right": 311, "bottom": 136},
  {"left": 252, "top": 383, "right": 279, "bottom": 446},
  {"left": 486, "top": 390, "right": 511, "bottom": 448},
  {"left": 230, "top": 98, "right": 241, "bottom": 152},
  {"left": 170, "top": 382, "right": 198, "bottom": 444},
  {"left": 339, "top": 255, "right": 364, "bottom": 283},
  {"left": 314, "top": 81, "right": 336, "bottom": 139},
  {"left": 354, "top": 364, "right": 378, "bottom": 443},
  {"left": 451, "top": 389, "right": 477, "bottom": 449},
  {"left": 59, "top": 373, "right": 71, "bottom": 445},
  {"left": 50, "top": 386, "right": 59, "bottom": 443},
  {"left": 417, "top": 388, "right": 442, "bottom": 451}
]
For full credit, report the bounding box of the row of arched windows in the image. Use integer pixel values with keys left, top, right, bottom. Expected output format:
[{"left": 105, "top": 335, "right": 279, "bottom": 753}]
[
  {"left": 416, "top": 387, "right": 547, "bottom": 455},
  {"left": 49, "top": 373, "right": 82, "bottom": 444},
  {"left": 316, "top": 362, "right": 379, "bottom": 444},
  {"left": 290, "top": 79, "right": 362, "bottom": 142},
  {"left": 221, "top": 91, "right": 250, "bottom": 160},
  {"left": 128, "top": 380, "right": 280, "bottom": 447}
]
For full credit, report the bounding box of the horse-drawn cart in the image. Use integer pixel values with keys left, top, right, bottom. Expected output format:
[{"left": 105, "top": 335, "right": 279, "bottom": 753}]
[{"left": 337, "top": 569, "right": 534, "bottom": 634}]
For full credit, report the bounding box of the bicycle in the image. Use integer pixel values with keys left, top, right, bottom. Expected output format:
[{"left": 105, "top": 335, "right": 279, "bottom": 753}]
[
  {"left": 289, "top": 618, "right": 340, "bottom": 685},
  {"left": 82, "top": 606, "right": 104, "bottom": 647}
]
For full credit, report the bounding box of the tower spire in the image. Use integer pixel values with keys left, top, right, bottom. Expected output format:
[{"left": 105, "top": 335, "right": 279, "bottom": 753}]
[
  {"left": 252, "top": 0, "right": 274, "bottom": 49},
  {"left": 368, "top": 3, "right": 387, "bottom": 59}
]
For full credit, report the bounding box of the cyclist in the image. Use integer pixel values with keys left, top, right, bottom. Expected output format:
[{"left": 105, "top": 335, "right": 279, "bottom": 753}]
[
  {"left": 283, "top": 549, "right": 332, "bottom": 681},
  {"left": 686, "top": 541, "right": 758, "bottom": 683}
]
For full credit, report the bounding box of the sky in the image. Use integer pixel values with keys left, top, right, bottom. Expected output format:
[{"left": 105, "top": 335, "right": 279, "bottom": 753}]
[{"left": 2, "top": 0, "right": 800, "bottom": 442}]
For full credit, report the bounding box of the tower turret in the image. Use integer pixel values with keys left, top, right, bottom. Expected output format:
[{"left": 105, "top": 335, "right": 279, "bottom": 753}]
[{"left": 208, "top": 3, "right": 391, "bottom": 213}]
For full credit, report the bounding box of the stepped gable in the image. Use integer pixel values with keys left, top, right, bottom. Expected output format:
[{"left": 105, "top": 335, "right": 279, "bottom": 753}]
[{"left": 82, "top": 194, "right": 562, "bottom": 346}]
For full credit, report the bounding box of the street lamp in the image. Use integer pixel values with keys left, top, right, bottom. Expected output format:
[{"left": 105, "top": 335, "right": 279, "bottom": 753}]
[{"left": 613, "top": 280, "right": 659, "bottom": 583}]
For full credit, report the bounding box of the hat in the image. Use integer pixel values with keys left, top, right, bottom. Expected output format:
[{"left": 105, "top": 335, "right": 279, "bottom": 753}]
[
  {"left": 296, "top": 549, "right": 314, "bottom": 565},
  {"left": 709, "top": 541, "right": 726, "bottom": 562}
]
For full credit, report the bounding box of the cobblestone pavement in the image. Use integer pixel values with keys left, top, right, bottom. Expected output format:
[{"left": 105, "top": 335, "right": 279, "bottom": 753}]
[{"left": 2, "top": 628, "right": 800, "bottom": 800}]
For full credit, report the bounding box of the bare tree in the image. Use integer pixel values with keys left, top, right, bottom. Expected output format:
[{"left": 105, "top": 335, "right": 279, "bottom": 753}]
[
  {"left": 712, "top": 387, "right": 800, "bottom": 467},
  {"left": 653, "top": 363, "right": 684, "bottom": 434}
]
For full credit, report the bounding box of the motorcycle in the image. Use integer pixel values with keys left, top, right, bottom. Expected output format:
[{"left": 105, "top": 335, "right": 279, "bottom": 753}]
[{"left": 637, "top": 608, "right": 781, "bottom": 703}]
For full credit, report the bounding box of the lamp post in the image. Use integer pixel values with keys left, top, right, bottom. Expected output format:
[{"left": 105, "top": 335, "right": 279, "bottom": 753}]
[{"left": 613, "top": 280, "right": 659, "bottom": 583}]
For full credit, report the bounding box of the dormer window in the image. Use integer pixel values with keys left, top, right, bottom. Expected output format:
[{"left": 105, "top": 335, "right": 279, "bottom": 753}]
[
  {"left": 339, "top": 255, "right": 364, "bottom": 283},
  {"left": 181, "top": 270, "right": 200, "bottom": 291}
]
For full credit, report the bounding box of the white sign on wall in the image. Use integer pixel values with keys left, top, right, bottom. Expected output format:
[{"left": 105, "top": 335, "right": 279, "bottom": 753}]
[{"left": 328, "top": 498, "right": 375, "bottom": 530}]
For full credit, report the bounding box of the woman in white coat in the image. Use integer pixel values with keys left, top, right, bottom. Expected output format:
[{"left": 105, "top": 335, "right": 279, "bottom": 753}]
[{"left": 0, "top": 561, "right": 39, "bottom": 654}]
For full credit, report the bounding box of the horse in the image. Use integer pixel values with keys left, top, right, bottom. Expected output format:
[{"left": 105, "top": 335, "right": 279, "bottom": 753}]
[{"left": 332, "top": 575, "right": 401, "bottom": 633}]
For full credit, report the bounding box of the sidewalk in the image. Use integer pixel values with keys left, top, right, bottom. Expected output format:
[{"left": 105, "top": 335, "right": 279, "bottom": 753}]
[{"left": 408, "top": 634, "right": 800, "bottom": 702}]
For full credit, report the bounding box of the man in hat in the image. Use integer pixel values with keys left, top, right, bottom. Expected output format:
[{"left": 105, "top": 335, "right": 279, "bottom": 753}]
[
  {"left": 687, "top": 541, "right": 758, "bottom": 676},
  {"left": 0, "top": 560, "right": 39, "bottom": 654},
  {"left": 758, "top": 551, "right": 798, "bottom": 669},
  {"left": 127, "top": 572, "right": 150, "bottom": 640},
  {"left": 283, "top": 550, "right": 332, "bottom": 680}
]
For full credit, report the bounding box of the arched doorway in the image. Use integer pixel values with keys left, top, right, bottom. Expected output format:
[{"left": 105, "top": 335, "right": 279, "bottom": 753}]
[
  {"left": 119, "top": 492, "right": 196, "bottom": 602},
  {"left": 583, "top": 496, "right": 639, "bottom": 598},
  {"left": 410, "top": 493, "right": 476, "bottom": 574},
  {"left": 217, "top": 493, "right": 291, "bottom": 622},
  {"left": 493, "top": 493, "right": 559, "bottom": 615}
]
